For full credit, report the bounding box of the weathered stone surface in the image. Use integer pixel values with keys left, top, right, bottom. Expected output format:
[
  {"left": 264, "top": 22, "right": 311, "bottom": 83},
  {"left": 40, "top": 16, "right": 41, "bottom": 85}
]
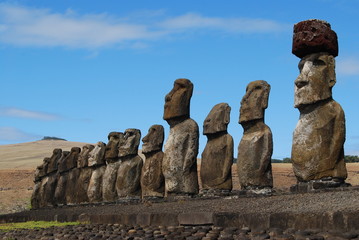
[
  {"left": 201, "top": 103, "right": 233, "bottom": 191},
  {"left": 75, "top": 167, "right": 92, "bottom": 203},
  {"left": 35, "top": 157, "right": 50, "bottom": 182},
  {"left": 163, "top": 78, "right": 199, "bottom": 195},
  {"left": 57, "top": 151, "right": 71, "bottom": 173},
  {"left": 237, "top": 80, "right": 273, "bottom": 190},
  {"left": 292, "top": 19, "right": 338, "bottom": 58},
  {"left": 47, "top": 148, "right": 62, "bottom": 174},
  {"left": 42, "top": 173, "right": 58, "bottom": 207},
  {"left": 291, "top": 21, "right": 347, "bottom": 182},
  {"left": 105, "top": 132, "right": 123, "bottom": 162},
  {"left": 66, "top": 147, "right": 81, "bottom": 170},
  {"left": 87, "top": 165, "right": 106, "bottom": 203},
  {"left": 77, "top": 144, "right": 94, "bottom": 168},
  {"left": 141, "top": 125, "right": 165, "bottom": 198},
  {"left": 30, "top": 181, "right": 41, "bottom": 209},
  {"left": 116, "top": 129, "right": 143, "bottom": 198},
  {"left": 65, "top": 168, "right": 80, "bottom": 204},
  {"left": 88, "top": 142, "right": 106, "bottom": 167},
  {"left": 102, "top": 161, "right": 121, "bottom": 202}
]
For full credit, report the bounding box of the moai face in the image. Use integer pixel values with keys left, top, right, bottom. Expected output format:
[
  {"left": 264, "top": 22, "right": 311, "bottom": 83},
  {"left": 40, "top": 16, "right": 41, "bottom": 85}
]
[
  {"left": 239, "top": 80, "right": 270, "bottom": 123},
  {"left": 142, "top": 125, "right": 164, "bottom": 154},
  {"left": 203, "top": 103, "right": 231, "bottom": 135},
  {"left": 105, "top": 132, "right": 123, "bottom": 160},
  {"left": 88, "top": 141, "right": 106, "bottom": 166},
  {"left": 294, "top": 52, "right": 336, "bottom": 108},
  {"left": 118, "top": 129, "right": 141, "bottom": 157},
  {"left": 163, "top": 78, "right": 193, "bottom": 121},
  {"left": 47, "top": 148, "right": 62, "bottom": 174},
  {"left": 77, "top": 144, "right": 95, "bottom": 168}
]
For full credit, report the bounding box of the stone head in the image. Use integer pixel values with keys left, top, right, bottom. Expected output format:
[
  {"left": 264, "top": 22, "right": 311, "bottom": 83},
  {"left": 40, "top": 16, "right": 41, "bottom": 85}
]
[
  {"left": 66, "top": 147, "right": 81, "bottom": 170},
  {"left": 118, "top": 128, "right": 141, "bottom": 157},
  {"left": 163, "top": 78, "right": 193, "bottom": 121},
  {"left": 88, "top": 141, "right": 106, "bottom": 166},
  {"left": 77, "top": 144, "right": 95, "bottom": 168},
  {"left": 105, "top": 132, "right": 123, "bottom": 160},
  {"left": 58, "top": 151, "right": 70, "bottom": 173},
  {"left": 41, "top": 157, "right": 50, "bottom": 176},
  {"left": 142, "top": 125, "right": 164, "bottom": 153},
  {"left": 203, "top": 103, "right": 231, "bottom": 135},
  {"left": 294, "top": 52, "right": 336, "bottom": 108},
  {"left": 239, "top": 80, "right": 270, "bottom": 123},
  {"left": 47, "top": 148, "right": 62, "bottom": 174}
]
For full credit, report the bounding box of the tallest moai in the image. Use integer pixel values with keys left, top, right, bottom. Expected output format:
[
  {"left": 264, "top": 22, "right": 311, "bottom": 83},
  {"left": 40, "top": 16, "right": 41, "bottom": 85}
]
[{"left": 291, "top": 19, "right": 347, "bottom": 185}]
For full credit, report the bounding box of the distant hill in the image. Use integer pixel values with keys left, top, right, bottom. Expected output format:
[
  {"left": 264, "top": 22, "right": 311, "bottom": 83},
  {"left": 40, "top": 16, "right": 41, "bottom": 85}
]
[
  {"left": 0, "top": 140, "right": 91, "bottom": 170},
  {"left": 41, "top": 136, "right": 67, "bottom": 141}
]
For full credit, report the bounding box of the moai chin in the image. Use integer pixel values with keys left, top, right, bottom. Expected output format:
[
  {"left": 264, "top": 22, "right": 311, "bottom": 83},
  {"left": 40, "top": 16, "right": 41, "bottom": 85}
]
[
  {"left": 88, "top": 142, "right": 106, "bottom": 203},
  {"left": 102, "top": 132, "right": 124, "bottom": 202},
  {"left": 291, "top": 19, "right": 347, "bottom": 187},
  {"left": 162, "top": 78, "right": 199, "bottom": 196},
  {"left": 141, "top": 125, "right": 165, "bottom": 198},
  {"left": 237, "top": 80, "right": 273, "bottom": 193},
  {"left": 116, "top": 128, "right": 143, "bottom": 198},
  {"left": 200, "top": 103, "right": 233, "bottom": 194}
]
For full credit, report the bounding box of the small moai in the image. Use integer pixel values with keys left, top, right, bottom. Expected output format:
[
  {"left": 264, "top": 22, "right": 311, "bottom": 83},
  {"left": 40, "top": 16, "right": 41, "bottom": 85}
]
[
  {"left": 237, "top": 80, "right": 273, "bottom": 194},
  {"left": 87, "top": 141, "right": 106, "bottom": 203},
  {"left": 116, "top": 129, "right": 143, "bottom": 199},
  {"left": 200, "top": 103, "right": 233, "bottom": 195},
  {"left": 162, "top": 78, "right": 199, "bottom": 196},
  {"left": 291, "top": 19, "right": 348, "bottom": 191},
  {"left": 75, "top": 144, "right": 94, "bottom": 203},
  {"left": 65, "top": 147, "right": 82, "bottom": 204},
  {"left": 102, "top": 132, "right": 123, "bottom": 202},
  {"left": 140, "top": 125, "right": 165, "bottom": 198},
  {"left": 31, "top": 157, "right": 50, "bottom": 209},
  {"left": 54, "top": 150, "right": 70, "bottom": 205},
  {"left": 42, "top": 148, "right": 63, "bottom": 207}
]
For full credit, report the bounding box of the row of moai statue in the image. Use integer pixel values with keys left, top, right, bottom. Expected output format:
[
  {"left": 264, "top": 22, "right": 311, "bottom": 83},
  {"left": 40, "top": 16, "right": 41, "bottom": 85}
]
[{"left": 31, "top": 19, "right": 348, "bottom": 208}]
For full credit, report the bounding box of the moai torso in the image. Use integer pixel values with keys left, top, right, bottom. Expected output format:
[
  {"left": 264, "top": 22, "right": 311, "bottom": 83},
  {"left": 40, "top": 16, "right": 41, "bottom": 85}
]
[
  {"left": 88, "top": 142, "right": 106, "bottom": 203},
  {"left": 75, "top": 144, "right": 94, "bottom": 203},
  {"left": 141, "top": 125, "right": 165, "bottom": 198},
  {"left": 200, "top": 103, "right": 233, "bottom": 191},
  {"left": 54, "top": 151, "right": 70, "bottom": 205},
  {"left": 237, "top": 80, "right": 273, "bottom": 190}
]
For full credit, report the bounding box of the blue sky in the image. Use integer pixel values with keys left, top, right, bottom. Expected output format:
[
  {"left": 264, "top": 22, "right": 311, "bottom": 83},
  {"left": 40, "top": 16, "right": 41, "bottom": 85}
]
[{"left": 1, "top": 0, "right": 359, "bottom": 159}]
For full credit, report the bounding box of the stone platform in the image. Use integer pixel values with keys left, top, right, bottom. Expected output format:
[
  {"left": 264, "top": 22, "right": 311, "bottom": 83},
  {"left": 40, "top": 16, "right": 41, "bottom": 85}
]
[{"left": 2, "top": 187, "right": 359, "bottom": 232}]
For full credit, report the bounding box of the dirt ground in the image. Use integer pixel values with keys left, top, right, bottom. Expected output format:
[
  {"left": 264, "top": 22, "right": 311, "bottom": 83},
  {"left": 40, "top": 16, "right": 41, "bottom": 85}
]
[{"left": 1, "top": 163, "right": 359, "bottom": 215}]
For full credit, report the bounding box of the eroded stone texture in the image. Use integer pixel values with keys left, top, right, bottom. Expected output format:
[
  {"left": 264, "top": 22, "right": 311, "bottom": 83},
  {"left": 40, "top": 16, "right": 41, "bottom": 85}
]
[
  {"left": 291, "top": 20, "right": 347, "bottom": 183},
  {"left": 237, "top": 80, "right": 273, "bottom": 190},
  {"left": 54, "top": 151, "right": 70, "bottom": 205},
  {"left": 163, "top": 79, "right": 199, "bottom": 195},
  {"left": 65, "top": 168, "right": 80, "bottom": 204},
  {"left": 141, "top": 125, "right": 165, "bottom": 198},
  {"left": 88, "top": 142, "right": 106, "bottom": 167},
  {"left": 88, "top": 142, "right": 106, "bottom": 203},
  {"left": 201, "top": 103, "right": 233, "bottom": 191},
  {"left": 102, "top": 132, "right": 124, "bottom": 202},
  {"left": 77, "top": 144, "right": 94, "bottom": 168},
  {"left": 116, "top": 129, "right": 143, "bottom": 198},
  {"left": 74, "top": 144, "right": 94, "bottom": 203},
  {"left": 31, "top": 158, "right": 50, "bottom": 209},
  {"left": 292, "top": 19, "right": 338, "bottom": 58},
  {"left": 47, "top": 148, "right": 62, "bottom": 174},
  {"left": 66, "top": 147, "right": 81, "bottom": 170}
]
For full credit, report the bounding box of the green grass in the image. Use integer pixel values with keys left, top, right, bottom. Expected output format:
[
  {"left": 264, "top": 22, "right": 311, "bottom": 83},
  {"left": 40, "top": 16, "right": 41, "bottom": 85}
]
[{"left": 0, "top": 221, "right": 81, "bottom": 232}]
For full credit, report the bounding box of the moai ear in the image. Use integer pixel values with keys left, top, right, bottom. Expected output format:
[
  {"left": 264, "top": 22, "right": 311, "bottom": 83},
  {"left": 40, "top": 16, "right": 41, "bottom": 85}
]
[
  {"left": 261, "top": 84, "right": 271, "bottom": 110},
  {"left": 328, "top": 55, "right": 336, "bottom": 88},
  {"left": 224, "top": 104, "right": 231, "bottom": 125}
]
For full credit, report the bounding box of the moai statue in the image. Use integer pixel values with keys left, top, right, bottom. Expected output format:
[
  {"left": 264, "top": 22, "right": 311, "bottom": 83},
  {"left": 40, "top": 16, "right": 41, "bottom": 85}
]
[
  {"left": 42, "top": 148, "right": 63, "bottom": 207},
  {"left": 200, "top": 103, "right": 233, "bottom": 195},
  {"left": 75, "top": 144, "right": 94, "bottom": 203},
  {"left": 162, "top": 78, "right": 199, "bottom": 196},
  {"left": 54, "top": 150, "right": 70, "bottom": 205},
  {"left": 31, "top": 157, "right": 50, "bottom": 209},
  {"left": 102, "top": 132, "right": 123, "bottom": 202},
  {"left": 87, "top": 141, "right": 106, "bottom": 203},
  {"left": 55, "top": 147, "right": 81, "bottom": 205},
  {"left": 291, "top": 19, "right": 347, "bottom": 190},
  {"left": 237, "top": 80, "right": 273, "bottom": 194},
  {"left": 116, "top": 129, "right": 143, "bottom": 198},
  {"left": 65, "top": 147, "right": 81, "bottom": 204},
  {"left": 140, "top": 125, "right": 165, "bottom": 198}
]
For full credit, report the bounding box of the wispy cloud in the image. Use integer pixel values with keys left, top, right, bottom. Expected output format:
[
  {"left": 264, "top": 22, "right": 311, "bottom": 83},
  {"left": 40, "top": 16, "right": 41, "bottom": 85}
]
[
  {"left": 337, "top": 57, "right": 359, "bottom": 76},
  {"left": 0, "top": 127, "right": 40, "bottom": 142},
  {"left": 0, "top": 107, "right": 60, "bottom": 120},
  {"left": 0, "top": 4, "right": 288, "bottom": 49}
]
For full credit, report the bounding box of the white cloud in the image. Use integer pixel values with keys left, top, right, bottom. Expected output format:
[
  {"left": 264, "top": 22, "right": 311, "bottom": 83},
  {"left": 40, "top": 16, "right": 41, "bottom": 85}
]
[
  {"left": 0, "top": 4, "right": 288, "bottom": 49},
  {"left": 337, "top": 57, "right": 359, "bottom": 76},
  {"left": 0, "top": 127, "right": 40, "bottom": 142},
  {"left": 0, "top": 107, "right": 60, "bottom": 120}
]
